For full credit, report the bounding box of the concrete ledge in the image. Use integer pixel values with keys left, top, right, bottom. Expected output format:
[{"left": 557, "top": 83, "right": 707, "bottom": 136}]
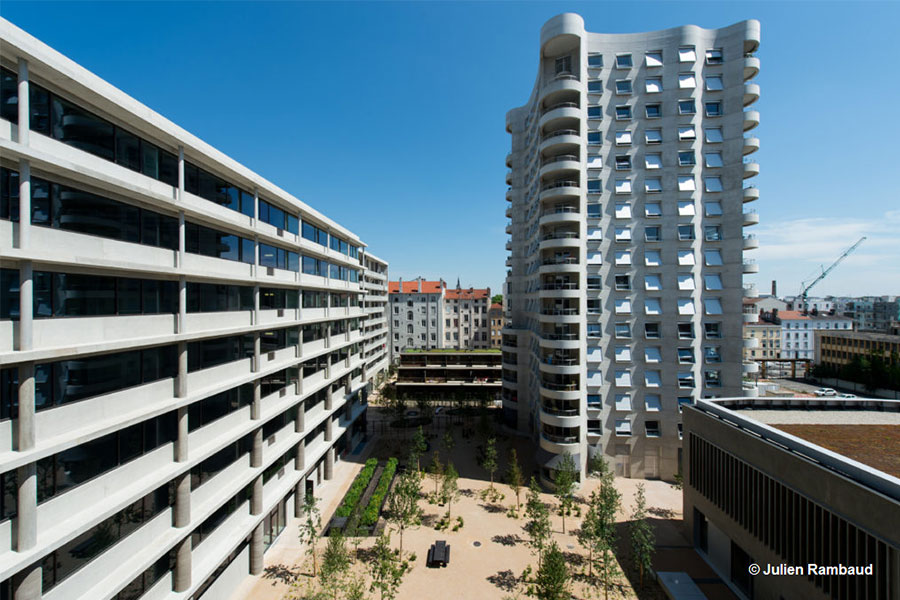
[{"left": 657, "top": 571, "right": 707, "bottom": 600}]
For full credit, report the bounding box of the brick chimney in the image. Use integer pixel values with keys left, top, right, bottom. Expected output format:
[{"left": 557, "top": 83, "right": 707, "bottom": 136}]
[
  {"left": 771, "top": 280, "right": 777, "bottom": 297},
  {"left": 417, "top": 277, "right": 422, "bottom": 293}
]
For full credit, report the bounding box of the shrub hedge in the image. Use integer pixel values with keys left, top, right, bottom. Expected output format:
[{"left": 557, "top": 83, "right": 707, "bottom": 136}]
[
  {"left": 361, "top": 457, "right": 398, "bottom": 526},
  {"left": 335, "top": 458, "right": 378, "bottom": 518}
]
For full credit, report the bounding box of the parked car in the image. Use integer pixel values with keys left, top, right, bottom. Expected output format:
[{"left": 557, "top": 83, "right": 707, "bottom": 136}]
[
  {"left": 839, "top": 393, "right": 858, "bottom": 399},
  {"left": 814, "top": 388, "right": 838, "bottom": 397}
]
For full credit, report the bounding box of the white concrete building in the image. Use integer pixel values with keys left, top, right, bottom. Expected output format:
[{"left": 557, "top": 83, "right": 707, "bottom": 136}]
[
  {"left": 502, "top": 14, "right": 760, "bottom": 484},
  {"left": 775, "top": 310, "right": 853, "bottom": 360},
  {"left": 388, "top": 279, "right": 491, "bottom": 354},
  {"left": 0, "top": 18, "right": 387, "bottom": 600}
]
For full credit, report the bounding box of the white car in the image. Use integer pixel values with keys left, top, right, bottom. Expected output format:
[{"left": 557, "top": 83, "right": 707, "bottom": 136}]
[
  {"left": 814, "top": 388, "right": 838, "bottom": 397},
  {"left": 839, "top": 393, "right": 858, "bottom": 399}
]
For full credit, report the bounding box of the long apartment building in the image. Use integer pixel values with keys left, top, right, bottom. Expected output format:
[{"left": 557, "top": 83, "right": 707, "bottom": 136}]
[
  {"left": 388, "top": 278, "right": 491, "bottom": 354},
  {"left": 0, "top": 19, "right": 387, "bottom": 600},
  {"left": 502, "top": 14, "right": 760, "bottom": 484}
]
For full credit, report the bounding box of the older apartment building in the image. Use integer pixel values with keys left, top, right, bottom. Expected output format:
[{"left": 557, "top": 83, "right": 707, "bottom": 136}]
[
  {"left": 0, "top": 18, "right": 388, "bottom": 600},
  {"left": 388, "top": 278, "right": 491, "bottom": 354},
  {"left": 503, "top": 14, "right": 760, "bottom": 483}
]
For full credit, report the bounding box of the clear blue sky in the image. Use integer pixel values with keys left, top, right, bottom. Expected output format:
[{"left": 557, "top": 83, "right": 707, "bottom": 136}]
[{"left": 4, "top": 1, "right": 899, "bottom": 298}]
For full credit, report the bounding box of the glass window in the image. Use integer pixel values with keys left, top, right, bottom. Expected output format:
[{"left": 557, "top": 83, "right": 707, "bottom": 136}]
[
  {"left": 705, "top": 75, "right": 724, "bottom": 91},
  {"left": 615, "top": 324, "right": 631, "bottom": 339},
  {"left": 644, "top": 347, "right": 662, "bottom": 362},
  {"left": 615, "top": 105, "right": 632, "bottom": 120},
  {"left": 705, "top": 177, "right": 723, "bottom": 192},
  {"left": 706, "top": 48, "right": 724, "bottom": 65},
  {"left": 51, "top": 96, "right": 115, "bottom": 160},
  {"left": 615, "top": 80, "right": 632, "bottom": 94},
  {"left": 678, "top": 99, "right": 696, "bottom": 114},
  {"left": 704, "top": 152, "right": 723, "bottom": 168},
  {"left": 644, "top": 104, "right": 661, "bottom": 118},
  {"left": 615, "top": 130, "right": 632, "bottom": 145},
  {"left": 704, "top": 274, "right": 723, "bottom": 290},
  {"left": 705, "top": 101, "right": 722, "bottom": 117},
  {"left": 678, "top": 73, "right": 696, "bottom": 88},
  {"left": 644, "top": 178, "right": 662, "bottom": 193},
  {"left": 615, "top": 155, "right": 631, "bottom": 170},
  {"left": 645, "top": 78, "right": 662, "bottom": 93},
  {"left": 678, "top": 200, "right": 696, "bottom": 215},
  {"left": 588, "top": 54, "right": 603, "bottom": 68},
  {"left": 587, "top": 131, "right": 602, "bottom": 145},
  {"left": 705, "top": 201, "right": 723, "bottom": 216},
  {"left": 678, "top": 126, "right": 695, "bottom": 141},
  {"left": 705, "top": 128, "right": 724, "bottom": 143},
  {"left": 645, "top": 52, "right": 663, "bottom": 67},
  {"left": 587, "top": 80, "right": 604, "bottom": 93},
  {"left": 645, "top": 203, "right": 661, "bottom": 218},
  {"left": 645, "top": 129, "right": 662, "bottom": 144},
  {"left": 587, "top": 106, "right": 602, "bottom": 119},
  {"left": 115, "top": 129, "right": 141, "bottom": 172},
  {"left": 645, "top": 323, "right": 660, "bottom": 339},
  {"left": 615, "top": 54, "right": 633, "bottom": 69},
  {"left": 678, "top": 47, "right": 696, "bottom": 62}
]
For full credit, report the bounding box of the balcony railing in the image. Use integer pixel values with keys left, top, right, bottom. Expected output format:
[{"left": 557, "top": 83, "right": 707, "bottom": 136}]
[
  {"left": 543, "top": 332, "right": 579, "bottom": 341},
  {"left": 541, "top": 432, "right": 579, "bottom": 444},
  {"left": 541, "top": 381, "right": 579, "bottom": 391},
  {"left": 541, "top": 232, "right": 579, "bottom": 241},
  {"left": 541, "top": 404, "right": 580, "bottom": 416},
  {"left": 541, "top": 102, "right": 579, "bottom": 115},
  {"left": 541, "top": 257, "right": 579, "bottom": 265},
  {"left": 541, "top": 282, "right": 578, "bottom": 290},
  {"left": 541, "top": 180, "right": 579, "bottom": 192},
  {"left": 540, "top": 308, "right": 579, "bottom": 316},
  {"left": 541, "top": 356, "right": 579, "bottom": 366},
  {"left": 540, "top": 206, "right": 579, "bottom": 216},
  {"left": 541, "top": 154, "right": 579, "bottom": 166},
  {"left": 541, "top": 129, "right": 579, "bottom": 142}
]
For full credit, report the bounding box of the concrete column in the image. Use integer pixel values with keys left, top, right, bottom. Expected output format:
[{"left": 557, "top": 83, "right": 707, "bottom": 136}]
[
  {"left": 325, "top": 384, "right": 333, "bottom": 411},
  {"left": 174, "top": 537, "right": 191, "bottom": 592},
  {"left": 325, "top": 415, "right": 333, "bottom": 443},
  {"left": 295, "top": 439, "right": 305, "bottom": 471},
  {"left": 252, "top": 236, "right": 260, "bottom": 279},
  {"left": 251, "top": 428, "right": 262, "bottom": 468},
  {"left": 251, "top": 475, "right": 263, "bottom": 516},
  {"left": 177, "top": 146, "right": 185, "bottom": 200},
  {"left": 252, "top": 284, "right": 259, "bottom": 326},
  {"left": 16, "top": 362, "right": 34, "bottom": 450},
  {"left": 252, "top": 331, "right": 261, "bottom": 373},
  {"left": 177, "top": 277, "right": 187, "bottom": 335},
  {"left": 251, "top": 380, "right": 261, "bottom": 420},
  {"left": 249, "top": 523, "right": 264, "bottom": 575},
  {"left": 175, "top": 406, "right": 188, "bottom": 461},
  {"left": 174, "top": 472, "right": 190, "bottom": 528},
  {"left": 324, "top": 447, "right": 334, "bottom": 481},
  {"left": 17, "top": 159, "right": 31, "bottom": 255},
  {"left": 293, "top": 481, "right": 304, "bottom": 518},
  {"left": 252, "top": 188, "right": 259, "bottom": 223},
  {"left": 176, "top": 342, "right": 188, "bottom": 398},
  {"left": 15, "top": 463, "right": 36, "bottom": 552},
  {"left": 177, "top": 211, "right": 185, "bottom": 269},
  {"left": 295, "top": 401, "right": 305, "bottom": 433},
  {"left": 12, "top": 563, "right": 41, "bottom": 600},
  {"left": 16, "top": 58, "right": 29, "bottom": 146}
]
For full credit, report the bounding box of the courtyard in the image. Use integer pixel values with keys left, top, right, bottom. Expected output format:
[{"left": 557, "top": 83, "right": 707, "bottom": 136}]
[{"left": 236, "top": 409, "right": 736, "bottom": 600}]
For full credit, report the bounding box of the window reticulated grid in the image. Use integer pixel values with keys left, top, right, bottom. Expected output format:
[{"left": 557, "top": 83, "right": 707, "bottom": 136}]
[{"left": 688, "top": 433, "right": 890, "bottom": 599}]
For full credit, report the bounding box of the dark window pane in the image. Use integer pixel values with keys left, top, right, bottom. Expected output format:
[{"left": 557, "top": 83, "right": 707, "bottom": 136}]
[
  {"left": 197, "top": 169, "right": 217, "bottom": 202},
  {"left": 117, "top": 278, "right": 142, "bottom": 315},
  {"left": 241, "top": 238, "right": 255, "bottom": 264},
  {"left": 286, "top": 214, "right": 299, "bottom": 235},
  {"left": 141, "top": 143, "right": 159, "bottom": 179},
  {"left": 31, "top": 179, "right": 50, "bottom": 224},
  {"left": 54, "top": 184, "right": 140, "bottom": 243},
  {"left": 0, "top": 68, "right": 17, "bottom": 123},
  {"left": 140, "top": 211, "right": 160, "bottom": 247},
  {"left": 241, "top": 190, "right": 255, "bottom": 218},
  {"left": 185, "top": 163, "right": 199, "bottom": 195},
  {"left": 141, "top": 346, "right": 176, "bottom": 383},
  {"left": 142, "top": 280, "right": 160, "bottom": 313},
  {"left": 222, "top": 184, "right": 240, "bottom": 212},
  {"left": 29, "top": 84, "right": 50, "bottom": 135},
  {"left": 33, "top": 271, "right": 53, "bottom": 318},
  {"left": 288, "top": 252, "right": 299, "bottom": 272},
  {"left": 158, "top": 149, "right": 178, "bottom": 187},
  {"left": 51, "top": 96, "right": 115, "bottom": 160},
  {"left": 1, "top": 269, "right": 20, "bottom": 319},
  {"left": 115, "top": 129, "right": 141, "bottom": 171},
  {"left": 54, "top": 273, "right": 116, "bottom": 316},
  {"left": 158, "top": 214, "right": 178, "bottom": 250},
  {"left": 1, "top": 167, "right": 20, "bottom": 221},
  {"left": 259, "top": 244, "right": 277, "bottom": 268},
  {"left": 119, "top": 423, "right": 143, "bottom": 463}
]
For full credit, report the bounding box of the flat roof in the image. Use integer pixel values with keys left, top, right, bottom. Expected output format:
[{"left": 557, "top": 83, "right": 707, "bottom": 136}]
[{"left": 770, "top": 424, "right": 900, "bottom": 479}]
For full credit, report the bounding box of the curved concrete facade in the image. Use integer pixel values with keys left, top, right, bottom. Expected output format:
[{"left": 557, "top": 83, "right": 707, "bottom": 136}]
[{"left": 503, "top": 15, "right": 760, "bottom": 485}]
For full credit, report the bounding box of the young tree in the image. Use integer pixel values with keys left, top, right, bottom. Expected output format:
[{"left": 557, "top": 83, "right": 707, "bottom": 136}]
[
  {"left": 409, "top": 426, "right": 427, "bottom": 474},
  {"left": 428, "top": 450, "right": 444, "bottom": 497},
  {"left": 553, "top": 452, "right": 578, "bottom": 534},
  {"left": 483, "top": 437, "right": 498, "bottom": 491},
  {"left": 386, "top": 468, "right": 423, "bottom": 557},
  {"left": 298, "top": 494, "right": 322, "bottom": 577},
  {"left": 534, "top": 541, "right": 570, "bottom": 600},
  {"left": 629, "top": 483, "right": 655, "bottom": 590},
  {"left": 442, "top": 462, "right": 460, "bottom": 518},
  {"left": 506, "top": 447, "right": 524, "bottom": 512},
  {"left": 524, "top": 477, "right": 552, "bottom": 569},
  {"left": 594, "top": 468, "right": 622, "bottom": 600},
  {"left": 577, "top": 490, "right": 604, "bottom": 578},
  {"left": 320, "top": 532, "right": 351, "bottom": 600},
  {"left": 368, "top": 533, "right": 406, "bottom": 600}
]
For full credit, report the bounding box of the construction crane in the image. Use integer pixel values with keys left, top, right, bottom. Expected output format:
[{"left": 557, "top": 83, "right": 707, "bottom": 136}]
[{"left": 798, "top": 236, "right": 866, "bottom": 313}]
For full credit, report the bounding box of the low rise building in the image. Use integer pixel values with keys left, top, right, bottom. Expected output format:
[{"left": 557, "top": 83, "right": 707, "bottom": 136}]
[
  {"left": 743, "top": 323, "right": 781, "bottom": 361},
  {"left": 815, "top": 329, "right": 900, "bottom": 371},
  {"left": 764, "top": 311, "right": 853, "bottom": 360},
  {"left": 684, "top": 396, "right": 900, "bottom": 600},
  {"left": 489, "top": 302, "right": 504, "bottom": 349},
  {"left": 394, "top": 350, "right": 501, "bottom": 404},
  {"left": 388, "top": 278, "right": 444, "bottom": 353}
]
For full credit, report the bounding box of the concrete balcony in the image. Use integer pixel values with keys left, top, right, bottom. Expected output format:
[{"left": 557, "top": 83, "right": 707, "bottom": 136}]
[
  {"left": 743, "top": 160, "right": 760, "bottom": 179},
  {"left": 743, "top": 337, "right": 760, "bottom": 349},
  {"left": 539, "top": 102, "right": 581, "bottom": 129},
  {"left": 506, "top": 171, "right": 513, "bottom": 185},
  {"left": 539, "top": 357, "right": 581, "bottom": 375},
  {"left": 742, "top": 383, "right": 758, "bottom": 397},
  {"left": 744, "top": 283, "right": 759, "bottom": 298},
  {"left": 540, "top": 73, "right": 582, "bottom": 104},
  {"left": 743, "top": 136, "right": 760, "bottom": 156},
  {"left": 743, "top": 209, "right": 759, "bottom": 227},
  {"left": 743, "top": 234, "right": 759, "bottom": 250},
  {"left": 743, "top": 361, "right": 760, "bottom": 374},
  {"left": 506, "top": 221, "right": 513, "bottom": 234},
  {"left": 538, "top": 333, "right": 580, "bottom": 350},
  {"left": 743, "top": 82, "right": 760, "bottom": 107},
  {"left": 743, "top": 186, "right": 759, "bottom": 203},
  {"left": 743, "top": 259, "right": 759, "bottom": 274},
  {"left": 539, "top": 431, "right": 580, "bottom": 454},
  {"left": 539, "top": 407, "right": 582, "bottom": 428},
  {"left": 539, "top": 180, "right": 581, "bottom": 203},
  {"left": 743, "top": 56, "right": 760, "bottom": 80},
  {"left": 743, "top": 311, "right": 760, "bottom": 324},
  {"left": 539, "top": 207, "right": 580, "bottom": 227},
  {"left": 539, "top": 155, "right": 581, "bottom": 179},
  {"left": 506, "top": 152, "right": 513, "bottom": 168},
  {"left": 539, "top": 233, "right": 580, "bottom": 250},
  {"left": 743, "top": 110, "right": 760, "bottom": 132},
  {"left": 539, "top": 129, "right": 581, "bottom": 154}
]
